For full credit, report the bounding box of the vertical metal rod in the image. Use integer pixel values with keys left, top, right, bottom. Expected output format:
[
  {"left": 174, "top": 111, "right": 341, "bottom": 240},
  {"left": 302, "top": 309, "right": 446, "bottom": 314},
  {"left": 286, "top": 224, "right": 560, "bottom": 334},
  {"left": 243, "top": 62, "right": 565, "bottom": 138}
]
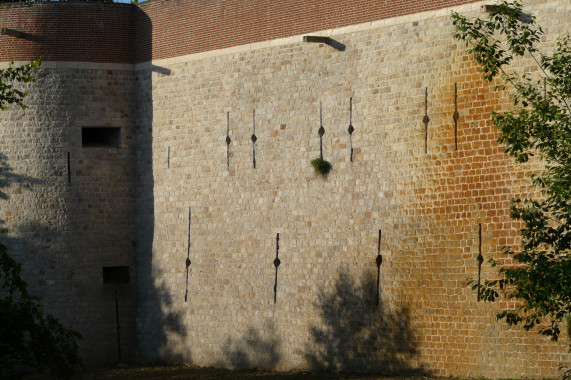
[
  {"left": 67, "top": 152, "right": 71, "bottom": 185},
  {"left": 349, "top": 98, "right": 354, "bottom": 162},
  {"left": 319, "top": 102, "right": 323, "bottom": 159},
  {"left": 274, "top": 268, "right": 278, "bottom": 304},
  {"left": 226, "top": 112, "right": 230, "bottom": 170},
  {"left": 423, "top": 87, "right": 429, "bottom": 154},
  {"left": 185, "top": 207, "right": 191, "bottom": 302},
  {"left": 115, "top": 289, "right": 122, "bottom": 362},
  {"left": 349, "top": 97, "right": 352, "bottom": 125},
  {"left": 453, "top": 83, "right": 459, "bottom": 151},
  {"left": 168, "top": 146, "right": 170, "bottom": 168},
  {"left": 188, "top": 207, "right": 191, "bottom": 258},
  {"left": 425, "top": 88, "right": 428, "bottom": 154},
  {"left": 477, "top": 223, "right": 484, "bottom": 302},
  {"left": 350, "top": 144, "right": 353, "bottom": 162},
  {"left": 252, "top": 109, "right": 256, "bottom": 169},
  {"left": 273, "top": 233, "right": 281, "bottom": 304},
  {"left": 376, "top": 229, "right": 382, "bottom": 306}
]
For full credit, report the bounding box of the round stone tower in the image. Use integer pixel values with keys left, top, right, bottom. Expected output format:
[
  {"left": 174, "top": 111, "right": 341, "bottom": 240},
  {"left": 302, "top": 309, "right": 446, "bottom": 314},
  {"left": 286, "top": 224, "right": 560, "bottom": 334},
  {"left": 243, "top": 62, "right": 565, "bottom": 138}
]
[{"left": 0, "top": 1, "right": 139, "bottom": 365}]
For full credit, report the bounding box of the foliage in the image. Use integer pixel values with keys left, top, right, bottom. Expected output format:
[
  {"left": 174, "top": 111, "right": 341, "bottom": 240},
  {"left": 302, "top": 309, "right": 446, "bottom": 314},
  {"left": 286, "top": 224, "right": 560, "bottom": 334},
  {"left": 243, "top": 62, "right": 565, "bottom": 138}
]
[
  {"left": 310, "top": 157, "right": 332, "bottom": 176},
  {"left": 0, "top": 242, "right": 82, "bottom": 379},
  {"left": 0, "top": 58, "right": 41, "bottom": 111},
  {"left": 452, "top": 1, "right": 571, "bottom": 344}
]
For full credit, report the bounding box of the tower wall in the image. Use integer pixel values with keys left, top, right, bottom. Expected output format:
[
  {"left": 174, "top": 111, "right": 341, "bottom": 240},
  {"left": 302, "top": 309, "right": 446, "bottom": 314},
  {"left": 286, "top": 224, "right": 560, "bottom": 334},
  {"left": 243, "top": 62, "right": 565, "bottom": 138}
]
[{"left": 0, "top": 2, "right": 138, "bottom": 365}]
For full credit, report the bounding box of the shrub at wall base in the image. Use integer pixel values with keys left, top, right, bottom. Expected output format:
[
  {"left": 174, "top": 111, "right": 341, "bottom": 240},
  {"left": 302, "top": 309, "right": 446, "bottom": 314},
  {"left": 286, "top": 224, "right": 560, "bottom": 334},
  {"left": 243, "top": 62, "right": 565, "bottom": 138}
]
[{"left": 0, "top": 242, "right": 82, "bottom": 379}]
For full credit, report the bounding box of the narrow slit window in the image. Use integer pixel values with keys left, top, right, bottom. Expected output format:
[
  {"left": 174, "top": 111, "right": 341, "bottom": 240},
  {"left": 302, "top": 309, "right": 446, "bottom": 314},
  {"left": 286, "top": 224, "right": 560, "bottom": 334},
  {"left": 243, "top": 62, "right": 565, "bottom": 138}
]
[
  {"left": 82, "top": 127, "right": 121, "bottom": 148},
  {"left": 102, "top": 266, "right": 130, "bottom": 284}
]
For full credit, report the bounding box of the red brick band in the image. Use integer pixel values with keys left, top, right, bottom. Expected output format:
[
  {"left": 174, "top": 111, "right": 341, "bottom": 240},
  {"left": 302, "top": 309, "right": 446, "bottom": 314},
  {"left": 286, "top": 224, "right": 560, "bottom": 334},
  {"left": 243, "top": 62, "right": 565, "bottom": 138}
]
[{"left": 0, "top": 0, "right": 481, "bottom": 64}]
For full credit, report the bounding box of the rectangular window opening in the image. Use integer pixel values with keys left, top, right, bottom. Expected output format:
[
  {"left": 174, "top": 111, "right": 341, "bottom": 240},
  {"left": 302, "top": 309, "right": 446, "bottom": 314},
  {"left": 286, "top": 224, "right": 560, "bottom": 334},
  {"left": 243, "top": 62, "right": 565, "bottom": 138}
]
[
  {"left": 102, "top": 266, "right": 130, "bottom": 284},
  {"left": 82, "top": 127, "right": 121, "bottom": 148}
]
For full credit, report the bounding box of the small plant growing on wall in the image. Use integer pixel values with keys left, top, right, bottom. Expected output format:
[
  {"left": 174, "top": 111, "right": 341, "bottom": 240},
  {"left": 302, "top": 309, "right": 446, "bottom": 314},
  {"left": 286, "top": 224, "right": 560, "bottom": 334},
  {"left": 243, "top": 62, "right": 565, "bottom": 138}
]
[
  {"left": 313, "top": 103, "right": 332, "bottom": 177},
  {"left": 311, "top": 157, "right": 332, "bottom": 176}
]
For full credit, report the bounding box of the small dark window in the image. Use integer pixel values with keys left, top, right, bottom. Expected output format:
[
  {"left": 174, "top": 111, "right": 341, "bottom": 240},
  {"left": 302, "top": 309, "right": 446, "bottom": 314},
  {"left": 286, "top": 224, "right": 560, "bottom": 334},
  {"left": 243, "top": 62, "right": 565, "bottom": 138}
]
[
  {"left": 102, "top": 266, "right": 130, "bottom": 284},
  {"left": 82, "top": 127, "right": 121, "bottom": 148}
]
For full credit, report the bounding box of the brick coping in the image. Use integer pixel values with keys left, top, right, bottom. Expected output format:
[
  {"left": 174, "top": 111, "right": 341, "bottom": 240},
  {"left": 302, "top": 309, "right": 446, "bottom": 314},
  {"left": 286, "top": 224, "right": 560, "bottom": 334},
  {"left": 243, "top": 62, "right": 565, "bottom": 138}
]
[{"left": 0, "top": 1, "right": 486, "bottom": 70}]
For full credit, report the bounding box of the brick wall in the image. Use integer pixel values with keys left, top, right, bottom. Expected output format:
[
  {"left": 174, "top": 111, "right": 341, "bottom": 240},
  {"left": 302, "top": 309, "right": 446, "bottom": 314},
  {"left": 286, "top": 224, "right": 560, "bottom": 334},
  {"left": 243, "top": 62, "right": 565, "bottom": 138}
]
[
  {"left": 136, "top": 0, "right": 481, "bottom": 62},
  {"left": 0, "top": 2, "right": 134, "bottom": 63},
  {"left": 0, "top": 0, "right": 482, "bottom": 64}
]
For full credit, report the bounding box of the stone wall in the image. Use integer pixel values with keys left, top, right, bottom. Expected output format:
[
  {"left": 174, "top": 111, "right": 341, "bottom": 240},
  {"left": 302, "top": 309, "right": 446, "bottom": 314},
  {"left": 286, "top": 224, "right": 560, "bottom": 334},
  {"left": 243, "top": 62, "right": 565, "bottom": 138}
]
[
  {"left": 134, "top": 0, "right": 570, "bottom": 377},
  {"left": 0, "top": 64, "right": 138, "bottom": 365}
]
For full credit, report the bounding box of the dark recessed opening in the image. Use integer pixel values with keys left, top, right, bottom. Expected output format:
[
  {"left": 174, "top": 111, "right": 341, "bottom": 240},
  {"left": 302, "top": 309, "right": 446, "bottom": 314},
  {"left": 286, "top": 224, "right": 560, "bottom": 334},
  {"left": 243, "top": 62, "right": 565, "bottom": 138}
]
[
  {"left": 102, "top": 266, "right": 130, "bottom": 284},
  {"left": 82, "top": 127, "right": 121, "bottom": 148}
]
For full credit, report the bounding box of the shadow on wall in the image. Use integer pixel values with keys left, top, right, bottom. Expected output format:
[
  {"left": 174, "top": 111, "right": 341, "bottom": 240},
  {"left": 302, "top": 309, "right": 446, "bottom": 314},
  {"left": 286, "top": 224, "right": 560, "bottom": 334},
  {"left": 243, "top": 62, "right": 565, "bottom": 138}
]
[
  {"left": 146, "top": 279, "right": 189, "bottom": 363},
  {"left": 133, "top": 71, "right": 189, "bottom": 362},
  {"left": 304, "top": 269, "right": 427, "bottom": 376},
  {"left": 133, "top": 7, "right": 189, "bottom": 364},
  {"left": 0, "top": 152, "right": 38, "bottom": 225},
  {"left": 0, "top": 133, "right": 140, "bottom": 365},
  {"left": 217, "top": 320, "right": 281, "bottom": 370}
]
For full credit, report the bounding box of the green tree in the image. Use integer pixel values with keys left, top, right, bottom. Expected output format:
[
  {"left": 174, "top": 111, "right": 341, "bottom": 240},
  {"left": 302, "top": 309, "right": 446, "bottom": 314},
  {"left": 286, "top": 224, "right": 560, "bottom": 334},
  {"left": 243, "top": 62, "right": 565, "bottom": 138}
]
[
  {"left": 0, "top": 59, "right": 42, "bottom": 110},
  {"left": 451, "top": 1, "right": 570, "bottom": 345}
]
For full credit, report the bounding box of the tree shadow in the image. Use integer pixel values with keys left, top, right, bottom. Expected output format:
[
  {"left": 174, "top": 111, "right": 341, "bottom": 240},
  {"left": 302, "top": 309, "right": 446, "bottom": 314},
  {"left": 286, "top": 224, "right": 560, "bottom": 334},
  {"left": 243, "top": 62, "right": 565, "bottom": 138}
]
[
  {"left": 1, "top": 218, "right": 140, "bottom": 367},
  {"left": 0, "top": 152, "right": 39, "bottom": 224},
  {"left": 217, "top": 320, "right": 281, "bottom": 370},
  {"left": 304, "top": 269, "right": 427, "bottom": 376},
  {"left": 133, "top": 7, "right": 189, "bottom": 365},
  {"left": 136, "top": 277, "right": 189, "bottom": 364}
]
